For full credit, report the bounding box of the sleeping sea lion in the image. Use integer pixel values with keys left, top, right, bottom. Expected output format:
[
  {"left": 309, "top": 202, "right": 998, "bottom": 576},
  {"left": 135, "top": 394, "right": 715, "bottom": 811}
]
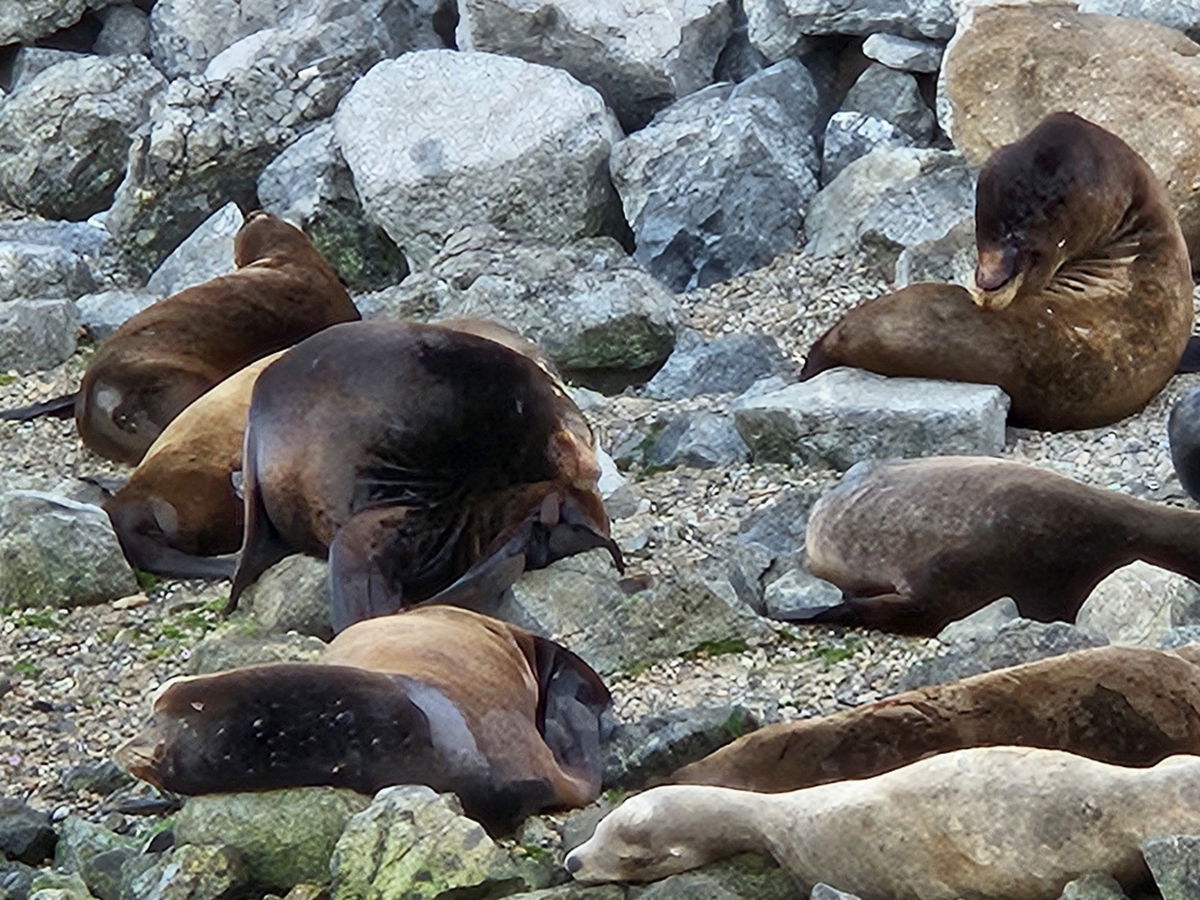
[
  {"left": 116, "top": 606, "right": 610, "bottom": 833},
  {"left": 801, "top": 111, "right": 1192, "bottom": 431},
  {"left": 799, "top": 456, "right": 1200, "bottom": 635},
  {"left": 565, "top": 747, "right": 1200, "bottom": 898},
  {"left": 670, "top": 644, "right": 1200, "bottom": 792},
  {"left": 1, "top": 211, "right": 359, "bottom": 465},
  {"left": 226, "top": 320, "right": 622, "bottom": 633}
]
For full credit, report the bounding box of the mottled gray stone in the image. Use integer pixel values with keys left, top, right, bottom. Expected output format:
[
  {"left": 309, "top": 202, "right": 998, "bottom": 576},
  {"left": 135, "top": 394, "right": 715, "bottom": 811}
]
[
  {"left": 629, "top": 854, "right": 796, "bottom": 900},
  {"left": 76, "top": 291, "right": 159, "bottom": 342},
  {"left": 1142, "top": 834, "right": 1200, "bottom": 900},
  {"left": 0, "top": 860, "right": 37, "bottom": 900},
  {"left": 841, "top": 63, "right": 936, "bottom": 142},
  {"left": 433, "top": 226, "right": 679, "bottom": 372},
  {"left": 506, "top": 888, "right": 625, "bottom": 900},
  {"left": 0, "top": 299, "right": 79, "bottom": 374},
  {"left": 496, "top": 550, "right": 771, "bottom": 675},
  {"left": 1057, "top": 872, "right": 1129, "bottom": 900},
  {"left": 733, "top": 368, "right": 1008, "bottom": 470},
  {"left": 258, "top": 122, "right": 407, "bottom": 291},
  {"left": 900, "top": 619, "right": 1109, "bottom": 691},
  {"left": 94, "top": 5, "right": 152, "bottom": 56},
  {"left": 0, "top": 221, "right": 111, "bottom": 259},
  {"left": 1161, "top": 626, "right": 1200, "bottom": 650},
  {"left": 646, "top": 411, "right": 750, "bottom": 469},
  {"left": 1077, "top": 561, "right": 1200, "bottom": 648},
  {"left": 935, "top": 597, "right": 1020, "bottom": 645},
  {"left": 354, "top": 274, "right": 447, "bottom": 322},
  {"left": 862, "top": 33, "right": 945, "bottom": 73},
  {"left": 27, "top": 870, "right": 95, "bottom": 900},
  {"left": 457, "top": 0, "right": 732, "bottom": 129},
  {"left": 604, "top": 705, "right": 760, "bottom": 789},
  {"left": 120, "top": 844, "right": 247, "bottom": 900},
  {"left": 0, "top": 492, "right": 138, "bottom": 609},
  {"left": 185, "top": 629, "right": 326, "bottom": 675},
  {"left": 763, "top": 568, "right": 843, "bottom": 622},
  {"left": 0, "top": 242, "right": 94, "bottom": 301},
  {"left": 745, "top": 0, "right": 956, "bottom": 61},
  {"left": 610, "top": 59, "right": 819, "bottom": 292},
  {"left": 0, "top": 56, "right": 165, "bottom": 221},
  {"left": 1078, "top": 0, "right": 1200, "bottom": 41},
  {"left": 8, "top": 49, "right": 85, "bottom": 92},
  {"left": 53, "top": 817, "right": 132, "bottom": 876},
  {"left": 0, "top": 799, "right": 56, "bottom": 865},
  {"left": 0, "top": 0, "right": 113, "bottom": 45},
  {"left": 145, "top": 202, "right": 243, "bottom": 298},
  {"left": 335, "top": 50, "right": 625, "bottom": 270},
  {"left": 233, "top": 554, "right": 332, "bottom": 640},
  {"left": 811, "top": 885, "right": 863, "bottom": 900},
  {"left": 643, "top": 330, "right": 792, "bottom": 400},
  {"left": 894, "top": 216, "right": 975, "bottom": 288},
  {"left": 821, "top": 113, "right": 916, "bottom": 186},
  {"left": 82, "top": 847, "right": 134, "bottom": 900}
]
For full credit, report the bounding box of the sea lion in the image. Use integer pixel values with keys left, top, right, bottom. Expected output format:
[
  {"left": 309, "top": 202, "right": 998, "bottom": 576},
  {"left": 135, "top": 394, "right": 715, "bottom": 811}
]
[
  {"left": 565, "top": 747, "right": 1200, "bottom": 898},
  {"left": 116, "top": 606, "right": 610, "bottom": 833},
  {"left": 801, "top": 112, "right": 1192, "bottom": 431},
  {"left": 102, "top": 352, "right": 283, "bottom": 580},
  {"left": 799, "top": 456, "right": 1200, "bottom": 635},
  {"left": 1170, "top": 385, "right": 1200, "bottom": 503},
  {"left": 226, "top": 319, "right": 622, "bottom": 633},
  {"left": 1, "top": 211, "right": 360, "bottom": 465},
  {"left": 670, "top": 644, "right": 1200, "bottom": 792}
]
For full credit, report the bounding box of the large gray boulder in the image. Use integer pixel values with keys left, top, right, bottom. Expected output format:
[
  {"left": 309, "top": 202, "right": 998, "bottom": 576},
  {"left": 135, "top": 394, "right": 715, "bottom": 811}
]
[
  {"left": 258, "top": 122, "right": 408, "bottom": 291},
  {"left": 335, "top": 50, "right": 625, "bottom": 269},
  {"left": 745, "top": 0, "right": 956, "bottom": 61},
  {"left": 76, "top": 290, "right": 158, "bottom": 342},
  {"left": 1076, "top": 562, "right": 1200, "bottom": 648},
  {"left": 610, "top": 59, "right": 819, "bottom": 291},
  {"left": 645, "top": 411, "right": 751, "bottom": 469},
  {"left": 94, "top": 4, "right": 152, "bottom": 56},
  {"left": 1142, "top": 834, "right": 1200, "bottom": 899},
  {"left": 120, "top": 844, "right": 248, "bottom": 900},
  {"left": 0, "top": 0, "right": 112, "bottom": 44},
  {"left": 643, "top": 330, "right": 793, "bottom": 400},
  {"left": 821, "top": 114, "right": 917, "bottom": 186},
  {"left": 0, "top": 242, "right": 95, "bottom": 302},
  {"left": 7, "top": 48, "right": 86, "bottom": 92},
  {"left": 456, "top": 0, "right": 732, "bottom": 129},
  {"left": 108, "top": 4, "right": 414, "bottom": 271},
  {"left": 733, "top": 368, "right": 1009, "bottom": 470},
  {"left": 841, "top": 63, "right": 936, "bottom": 142},
  {"left": 0, "top": 56, "right": 165, "bottom": 221},
  {"left": 0, "top": 492, "right": 138, "bottom": 609},
  {"left": 0, "top": 300, "right": 80, "bottom": 374},
  {"left": 862, "top": 33, "right": 945, "bottom": 73},
  {"left": 145, "top": 202, "right": 243, "bottom": 298},
  {"left": 430, "top": 226, "right": 678, "bottom": 372}
]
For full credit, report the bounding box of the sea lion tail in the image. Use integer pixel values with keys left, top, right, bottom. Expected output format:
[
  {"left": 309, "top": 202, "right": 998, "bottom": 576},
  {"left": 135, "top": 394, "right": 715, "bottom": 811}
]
[
  {"left": 0, "top": 391, "right": 78, "bottom": 421},
  {"left": 1177, "top": 336, "right": 1200, "bottom": 374}
]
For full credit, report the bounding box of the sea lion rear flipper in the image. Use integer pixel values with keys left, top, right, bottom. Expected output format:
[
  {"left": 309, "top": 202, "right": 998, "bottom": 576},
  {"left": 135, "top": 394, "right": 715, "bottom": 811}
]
[
  {"left": 226, "top": 433, "right": 291, "bottom": 613},
  {"left": 1178, "top": 336, "right": 1200, "bottom": 374},
  {"left": 0, "top": 391, "right": 78, "bottom": 421}
]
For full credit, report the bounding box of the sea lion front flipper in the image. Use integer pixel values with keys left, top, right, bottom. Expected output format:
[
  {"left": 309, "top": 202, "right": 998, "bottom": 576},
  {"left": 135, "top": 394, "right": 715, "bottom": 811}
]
[
  {"left": 1177, "top": 336, "right": 1200, "bottom": 374},
  {"left": 226, "top": 433, "right": 291, "bottom": 613},
  {"left": 0, "top": 391, "right": 78, "bottom": 421},
  {"left": 418, "top": 521, "right": 533, "bottom": 616},
  {"left": 327, "top": 508, "right": 417, "bottom": 634}
]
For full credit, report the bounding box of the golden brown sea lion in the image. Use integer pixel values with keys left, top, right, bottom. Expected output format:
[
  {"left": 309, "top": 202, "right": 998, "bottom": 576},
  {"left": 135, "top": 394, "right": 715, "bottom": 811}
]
[
  {"left": 802, "top": 111, "right": 1192, "bottom": 431},
  {"left": 670, "top": 644, "right": 1200, "bottom": 792},
  {"left": 226, "top": 320, "right": 622, "bottom": 633},
  {"left": 1, "top": 211, "right": 359, "bottom": 465},
  {"left": 566, "top": 748, "right": 1200, "bottom": 898},
  {"left": 798, "top": 456, "right": 1200, "bottom": 635},
  {"left": 116, "top": 606, "right": 611, "bottom": 833}
]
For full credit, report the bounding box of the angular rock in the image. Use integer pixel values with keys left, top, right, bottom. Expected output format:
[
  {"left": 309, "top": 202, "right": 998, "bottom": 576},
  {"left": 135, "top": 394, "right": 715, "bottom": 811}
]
[
  {"left": 145, "top": 203, "right": 243, "bottom": 298},
  {"left": 762, "top": 568, "right": 842, "bottom": 622},
  {"left": 643, "top": 331, "right": 792, "bottom": 400},
  {"left": 0, "top": 492, "right": 137, "bottom": 608},
  {"left": 176, "top": 789, "right": 369, "bottom": 889},
  {"left": 733, "top": 368, "right": 1008, "bottom": 470},
  {"left": 8, "top": 49, "right": 86, "bottom": 92},
  {"left": 94, "top": 5, "right": 152, "bottom": 56},
  {"left": 53, "top": 818, "right": 132, "bottom": 877},
  {"left": 497, "top": 550, "right": 772, "bottom": 675},
  {"left": 900, "top": 619, "right": 1109, "bottom": 691},
  {"left": 0, "top": 0, "right": 111, "bottom": 45},
  {"left": 1142, "top": 834, "right": 1200, "bottom": 900},
  {"left": 121, "top": 844, "right": 247, "bottom": 900},
  {"left": 506, "top": 888, "right": 625, "bottom": 900},
  {"left": 335, "top": 50, "right": 625, "bottom": 269},
  {"left": 0, "top": 221, "right": 112, "bottom": 259},
  {"left": 83, "top": 847, "right": 135, "bottom": 900},
  {"left": 0, "top": 860, "right": 37, "bottom": 900},
  {"left": 821, "top": 113, "right": 917, "bottom": 186},
  {"left": 234, "top": 554, "right": 332, "bottom": 639},
  {"left": 433, "top": 226, "right": 678, "bottom": 372},
  {"left": 893, "top": 216, "right": 975, "bottom": 288},
  {"left": 745, "top": 0, "right": 955, "bottom": 62},
  {"left": 27, "top": 870, "right": 95, "bottom": 900},
  {"left": 1161, "top": 626, "right": 1200, "bottom": 650},
  {"left": 935, "top": 597, "right": 1020, "bottom": 646},
  {"left": 0, "top": 300, "right": 80, "bottom": 375},
  {"left": 1076, "top": 561, "right": 1200, "bottom": 648},
  {"left": 0, "top": 56, "right": 165, "bottom": 221},
  {"left": 811, "top": 886, "right": 863, "bottom": 900},
  {"left": 329, "top": 786, "right": 549, "bottom": 899},
  {"left": 628, "top": 854, "right": 796, "bottom": 900},
  {"left": 354, "top": 274, "right": 447, "bottom": 322},
  {"left": 0, "top": 243, "right": 94, "bottom": 301},
  {"left": 0, "top": 800, "right": 56, "bottom": 865},
  {"left": 1057, "top": 872, "right": 1128, "bottom": 900},
  {"left": 1080, "top": 0, "right": 1200, "bottom": 39},
  {"left": 610, "top": 59, "right": 819, "bottom": 292},
  {"left": 185, "top": 630, "right": 326, "bottom": 675},
  {"left": 76, "top": 291, "right": 159, "bottom": 342},
  {"left": 645, "top": 411, "right": 750, "bottom": 469},
  {"left": 941, "top": 3, "right": 1200, "bottom": 266},
  {"left": 842, "top": 63, "right": 935, "bottom": 142},
  {"left": 61, "top": 759, "right": 133, "bottom": 797},
  {"left": 258, "top": 123, "right": 407, "bottom": 291},
  {"left": 862, "top": 33, "right": 944, "bottom": 73},
  {"left": 457, "top": 0, "right": 732, "bottom": 130},
  {"left": 110, "top": 5, "right": 412, "bottom": 271},
  {"left": 604, "top": 705, "right": 760, "bottom": 790},
  {"left": 804, "top": 147, "right": 974, "bottom": 277}
]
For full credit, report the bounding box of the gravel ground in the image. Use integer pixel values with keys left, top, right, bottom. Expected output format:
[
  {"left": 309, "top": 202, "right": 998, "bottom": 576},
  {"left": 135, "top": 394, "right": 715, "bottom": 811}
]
[{"left": 1, "top": 244, "right": 1198, "bottom": 834}]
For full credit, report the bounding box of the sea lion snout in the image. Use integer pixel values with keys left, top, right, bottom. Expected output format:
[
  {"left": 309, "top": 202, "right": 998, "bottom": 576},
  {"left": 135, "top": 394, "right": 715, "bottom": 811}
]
[
  {"left": 973, "top": 244, "right": 1024, "bottom": 309},
  {"left": 114, "top": 728, "right": 166, "bottom": 786}
]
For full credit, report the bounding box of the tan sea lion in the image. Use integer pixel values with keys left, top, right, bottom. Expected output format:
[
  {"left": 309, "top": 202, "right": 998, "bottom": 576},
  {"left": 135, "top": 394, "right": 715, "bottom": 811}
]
[
  {"left": 116, "top": 606, "right": 611, "bottom": 833},
  {"left": 670, "top": 644, "right": 1200, "bottom": 792},
  {"left": 801, "top": 111, "right": 1192, "bottom": 431},
  {"left": 798, "top": 456, "right": 1200, "bottom": 635},
  {"left": 565, "top": 747, "right": 1200, "bottom": 898},
  {"left": 1, "top": 211, "right": 360, "bottom": 465},
  {"left": 226, "top": 319, "right": 622, "bottom": 633}
]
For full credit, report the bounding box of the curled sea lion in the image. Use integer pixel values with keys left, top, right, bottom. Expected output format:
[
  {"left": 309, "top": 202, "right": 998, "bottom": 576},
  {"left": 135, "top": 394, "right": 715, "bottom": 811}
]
[
  {"left": 565, "top": 747, "right": 1200, "bottom": 898},
  {"left": 670, "top": 644, "right": 1200, "bottom": 792},
  {"left": 802, "top": 112, "right": 1192, "bottom": 431},
  {"left": 800, "top": 456, "right": 1200, "bottom": 635},
  {"left": 116, "top": 606, "right": 610, "bottom": 833},
  {"left": 227, "top": 320, "right": 622, "bottom": 633},
  {"left": 1, "top": 211, "right": 359, "bottom": 465}
]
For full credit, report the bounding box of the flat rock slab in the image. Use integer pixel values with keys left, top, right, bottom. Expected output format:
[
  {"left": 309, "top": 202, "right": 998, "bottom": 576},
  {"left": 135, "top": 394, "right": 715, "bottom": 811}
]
[{"left": 733, "top": 367, "right": 1009, "bottom": 470}]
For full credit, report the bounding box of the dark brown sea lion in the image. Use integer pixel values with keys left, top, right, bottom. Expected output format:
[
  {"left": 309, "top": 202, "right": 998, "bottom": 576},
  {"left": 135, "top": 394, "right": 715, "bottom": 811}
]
[
  {"left": 116, "top": 606, "right": 611, "bottom": 833},
  {"left": 671, "top": 644, "right": 1200, "bottom": 792},
  {"left": 800, "top": 456, "right": 1200, "bottom": 635},
  {"left": 802, "top": 111, "right": 1192, "bottom": 431},
  {"left": 227, "top": 320, "right": 622, "bottom": 633},
  {"left": 102, "top": 352, "right": 283, "bottom": 580},
  {"left": 1, "top": 211, "right": 359, "bottom": 465}
]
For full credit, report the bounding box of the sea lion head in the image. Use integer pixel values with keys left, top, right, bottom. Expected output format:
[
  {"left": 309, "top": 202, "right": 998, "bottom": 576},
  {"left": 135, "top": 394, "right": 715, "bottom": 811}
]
[
  {"left": 233, "top": 210, "right": 318, "bottom": 268},
  {"left": 973, "top": 111, "right": 1102, "bottom": 310}
]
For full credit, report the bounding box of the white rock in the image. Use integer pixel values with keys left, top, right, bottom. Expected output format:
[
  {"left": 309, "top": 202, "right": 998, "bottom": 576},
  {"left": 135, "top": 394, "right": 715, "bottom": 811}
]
[
  {"left": 1077, "top": 561, "right": 1200, "bottom": 647},
  {"left": 862, "top": 33, "right": 945, "bottom": 73},
  {"left": 745, "top": 0, "right": 957, "bottom": 62}
]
